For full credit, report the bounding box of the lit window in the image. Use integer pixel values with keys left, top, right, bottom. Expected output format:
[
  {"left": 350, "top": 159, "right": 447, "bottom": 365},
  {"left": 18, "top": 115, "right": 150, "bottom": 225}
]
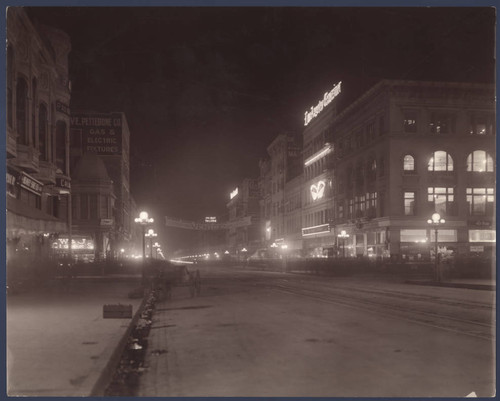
[
  {"left": 428, "top": 187, "right": 455, "bottom": 216},
  {"left": 428, "top": 151, "right": 453, "bottom": 171},
  {"left": 469, "top": 230, "right": 496, "bottom": 242},
  {"left": 466, "top": 151, "right": 494, "bottom": 172},
  {"left": 429, "top": 112, "right": 455, "bottom": 134},
  {"left": 430, "top": 229, "right": 457, "bottom": 242},
  {"left": 400, "top": 229, "right": 427, "bottom": 242},
  {"left": 469, "top": 114, "right": 494, "bottom": 136},
  {"left": 403, "top": 112, "right": 417, "bottom": 133},
  {"left": 466, "top": 188, "right": 495, "bottom": 216},
  {"left": 404, "top": 192, "right": 415, "bottom": 215},
  {"left": 403, "top": 155, "right": 415, "bottom": 171}
]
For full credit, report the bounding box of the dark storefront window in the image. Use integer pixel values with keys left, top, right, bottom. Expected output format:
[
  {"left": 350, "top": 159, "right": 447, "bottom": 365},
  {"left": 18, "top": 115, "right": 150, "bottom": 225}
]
[
  {"left": 20, "top": 188, "right": 41, "bottom": 209},
  {"left": 39, "top": 104, "right": 48, "bottom": 161},
  {"left": 89, "top": 195, "right": 98, "bottom": 219},
  {"left": 16, "top": 78, "right": 29, "bottom": 144},
  {"left": 55, "top": 121, "right": 67, "bottom": 174},
  {"left": 80, "top": 195, "right": 88, "bottom": 219},
  {"left": 32, "top": 78, "right": 37, "bottom": 148},
  {"left": 7, "top": 45, "right": 14, "bottom": 128}
]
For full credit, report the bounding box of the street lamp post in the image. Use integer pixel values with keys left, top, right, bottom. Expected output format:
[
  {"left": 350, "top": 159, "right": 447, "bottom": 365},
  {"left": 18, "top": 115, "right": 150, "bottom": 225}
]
[
  {"left": 134, "top": 211, "right": 154, "bottom": 284},
  {"left": 241, "top": 247, "right": 248, "bottom": 266},
  {"left": 337, "top": 230, "right": 349, "bottom": 258},
  {"left": 427, "top": 212, "right": 445, "bottom": 282},
  {"left": 281, "top": 244, "right": 288, "bottom": 272},
  {"left": 145, "top": 229, "right": 158, "bottom": 259},
  {"left": 153, "top": 242, "right": 160, "bottom": 259}
]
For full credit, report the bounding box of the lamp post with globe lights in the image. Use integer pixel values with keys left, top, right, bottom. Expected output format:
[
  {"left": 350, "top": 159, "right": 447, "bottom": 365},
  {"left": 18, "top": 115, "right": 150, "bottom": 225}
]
[
  {"left": 427, "top": 212, "right": 445, "bottom": 282},
  {"left": 337, "top": 230, "right": 349, "bottom": 258},
  {"left": 134, "top": 211, "right": 154, "bottom": 283},
  {"left": 145, "top": 229, "right": 158, "bottom": 259},
  {"left": 153, "top": 242, "right": 160, "bottom": 259}
]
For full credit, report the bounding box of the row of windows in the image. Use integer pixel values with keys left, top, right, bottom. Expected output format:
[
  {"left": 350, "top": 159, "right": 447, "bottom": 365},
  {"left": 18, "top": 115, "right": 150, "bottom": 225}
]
[
  {"left": 404, "top": 187, "right": 495, "bottom": 217},
  {"left": 336, "top": 114, "right": 386, "bottom": 155},
  {"left": 404, "top": 150, "right": 494, "bottom": 172},
  {"left": 402, "top": 111, "right": 495, "bottom": 135},
  {"left": 296, "top": 186, "right": 495, "bottom": 233},
  {"left": 72, "top": 194, "right": 113, "bottom": 221},
  {"left": 8, "top": 46, "right": 68, "bottom": 173}
]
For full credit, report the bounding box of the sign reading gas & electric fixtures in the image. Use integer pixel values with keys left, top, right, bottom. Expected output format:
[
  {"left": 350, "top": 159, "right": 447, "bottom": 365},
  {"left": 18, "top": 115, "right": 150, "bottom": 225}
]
[
  {"left": 71, "top": 113, "right": 122, "bottom": 155},
  {"left": 304, "top": 81, "right": 342, "bottom": 126}
]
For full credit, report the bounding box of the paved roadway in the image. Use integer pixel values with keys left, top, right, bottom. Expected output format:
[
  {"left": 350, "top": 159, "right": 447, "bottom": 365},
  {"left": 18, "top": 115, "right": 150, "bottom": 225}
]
[{"left": 138, "top": 265, "right": 495, "bottom": 398}]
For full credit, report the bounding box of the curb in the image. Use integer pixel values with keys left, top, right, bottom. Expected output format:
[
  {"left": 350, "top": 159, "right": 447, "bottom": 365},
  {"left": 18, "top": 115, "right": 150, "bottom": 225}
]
[
  {"left": 90, "top": 289, "right": 149, "bottom": 397},
  {"left": 405, "top": 280, "right": 495, "bottom": 291}
]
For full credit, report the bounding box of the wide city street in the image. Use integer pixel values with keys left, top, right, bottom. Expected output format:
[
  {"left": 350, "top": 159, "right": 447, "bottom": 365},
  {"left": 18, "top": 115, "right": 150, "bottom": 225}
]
[{"left": 137, "top": 264, "right": 495, "bottom": 398}]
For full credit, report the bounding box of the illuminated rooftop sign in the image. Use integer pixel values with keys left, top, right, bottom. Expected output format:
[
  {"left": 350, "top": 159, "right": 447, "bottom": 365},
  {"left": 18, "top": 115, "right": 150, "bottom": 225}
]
[
  {"left": 310, "top": 180, "right": 326, "bottom": 201},
  {"left": 205, "top": 217, "right": 217, "bottom": 223},
  {"left": 304, "top": 81, "right": 342, "bottom": 126},
  {"left": 230, "top": 187, "right": 239, "bottom": 199}
]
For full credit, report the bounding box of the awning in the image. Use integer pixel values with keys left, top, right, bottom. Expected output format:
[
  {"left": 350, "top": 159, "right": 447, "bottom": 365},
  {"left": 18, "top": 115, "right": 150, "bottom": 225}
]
[{"left": 6, "top": 197, "right": 67, "bottom": 237}]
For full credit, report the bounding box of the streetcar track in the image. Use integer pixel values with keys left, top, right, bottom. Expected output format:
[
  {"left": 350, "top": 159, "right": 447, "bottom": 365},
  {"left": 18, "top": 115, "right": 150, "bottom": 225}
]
[
  {"left": 271, "top": 285, "right": 494, "bottom": 341},
  {"left": 274, "top": 278, "right": 494, "bottom": 310},
  {"left": 275, "top": 283, "right": 494, "bottom": 328}
]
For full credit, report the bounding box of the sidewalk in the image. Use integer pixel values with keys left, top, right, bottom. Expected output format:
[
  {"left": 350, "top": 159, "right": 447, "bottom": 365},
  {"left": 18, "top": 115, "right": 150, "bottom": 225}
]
[{"left": 6, "top": 275, "right": 145, "bottom": 397}]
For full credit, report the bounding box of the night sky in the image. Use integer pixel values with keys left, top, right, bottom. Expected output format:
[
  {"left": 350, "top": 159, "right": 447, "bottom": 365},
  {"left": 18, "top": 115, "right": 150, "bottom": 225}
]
[{"left": 25, "top": 6, "right": 495, "bottom": 252}]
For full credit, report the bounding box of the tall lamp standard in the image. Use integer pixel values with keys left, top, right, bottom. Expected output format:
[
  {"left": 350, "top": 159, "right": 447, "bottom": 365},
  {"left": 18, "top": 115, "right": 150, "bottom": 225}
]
[
  {"left": 134, "top": 211, "right": 154, "bottom": 283},
  {"left": 145, "top": 229, "right": 158, "bottom": 259},
  {"left": 153, "top": 242, "right": 160, "bottom": 259},
  {"left": 427, "top": 212, "right": 445, "bottom": 282},
  {"left": 337, "top": 230, "right": 349, "bottom": 258}
]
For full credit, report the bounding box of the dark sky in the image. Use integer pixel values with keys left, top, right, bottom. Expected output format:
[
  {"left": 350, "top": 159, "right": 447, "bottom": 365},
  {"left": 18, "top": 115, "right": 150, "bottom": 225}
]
[{"left": 25, "top": 6, "right": 495, "bottom": 252}]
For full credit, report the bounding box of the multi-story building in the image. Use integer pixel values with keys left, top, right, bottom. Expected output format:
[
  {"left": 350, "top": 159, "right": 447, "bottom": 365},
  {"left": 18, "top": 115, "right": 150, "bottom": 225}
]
[
  {"left": 226, "top": 179, "right": 260, "bottom": 255},
  {"left": 305, "top": 79, "right": 495, "bottom": 261},
  {"left": 70, "top": 111, "right": 132, "bottom": 259},
  {"left": 283, "top": 174, "right": 303, "bottom": 256},
  {"left": 301, "top": 82, "right": 341, "bottom": 257},
  {"left": 6, "top": 8, "right": 72, "bottom": 275},
  {"left": 259, "top": 134, "right": 302, "bottom": 247},
  {"left": 62, "top": 152, "right": 115, "bottom": 262}
]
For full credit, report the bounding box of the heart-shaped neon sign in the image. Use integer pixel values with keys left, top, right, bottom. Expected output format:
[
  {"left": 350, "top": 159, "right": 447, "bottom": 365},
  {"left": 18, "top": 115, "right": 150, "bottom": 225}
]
[{"left": 310, "top": 180, "right": 326, "bottom": 201}]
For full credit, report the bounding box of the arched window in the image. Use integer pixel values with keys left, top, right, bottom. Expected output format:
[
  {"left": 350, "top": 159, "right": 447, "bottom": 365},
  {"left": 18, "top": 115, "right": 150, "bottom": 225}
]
[
  {"left": 428, "top": 151, "right": 453, "bottom": 171},
  {"left": 403, "top": 155, "right": 415, "bottom": 171},
  {"left": 39, "top": 104, "right": 48, "bottom": 161},
  {"left": 7, "top": 45, "right": 14, "bottom": 127},
  {"left": 467, "top": 150, "right": 494, "bottom": 172},
  {"left": 55, "top": 121, "right": 67, "bottom": 174},
  {"left": 16, "top": 78, "right": 29, "bottom": 145},
  {"left": 32, "top": 77, "right": 37, "bottom": 147}
]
